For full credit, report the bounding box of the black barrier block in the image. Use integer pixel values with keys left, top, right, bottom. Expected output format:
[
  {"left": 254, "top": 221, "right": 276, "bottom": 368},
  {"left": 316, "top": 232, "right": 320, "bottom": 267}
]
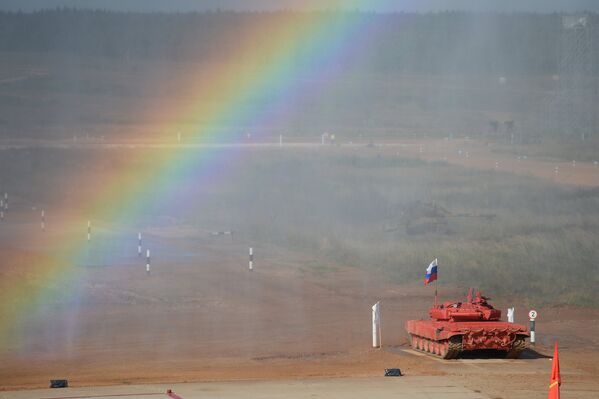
[
  {"left": 50, "top": 379, "right": 68, "bottom": 388},
  {"left": 384, "top": 368, "right": 402, "bottom": 376}
]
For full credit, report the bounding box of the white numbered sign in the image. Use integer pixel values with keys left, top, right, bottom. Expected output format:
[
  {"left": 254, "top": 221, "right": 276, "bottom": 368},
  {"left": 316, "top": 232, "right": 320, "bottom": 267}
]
[{"left": 528, "top": 310, "right": 537, "bottom": 320}]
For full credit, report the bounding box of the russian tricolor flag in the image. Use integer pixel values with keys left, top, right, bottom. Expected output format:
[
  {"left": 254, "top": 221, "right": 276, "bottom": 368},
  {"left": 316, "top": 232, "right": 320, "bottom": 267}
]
[{"left": 425, "top": 258, "right": 438, "bottom": 285}]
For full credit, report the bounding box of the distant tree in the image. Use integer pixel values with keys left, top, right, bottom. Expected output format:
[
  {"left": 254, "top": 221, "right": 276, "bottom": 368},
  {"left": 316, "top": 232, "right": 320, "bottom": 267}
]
[{"left": 489, "top": 120, "right": 499, "bottom": 134}]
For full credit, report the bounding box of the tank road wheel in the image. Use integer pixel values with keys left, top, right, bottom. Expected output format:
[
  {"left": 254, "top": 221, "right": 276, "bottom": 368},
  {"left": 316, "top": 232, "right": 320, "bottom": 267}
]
[
  {"left": 506, "top": 336, "right": 526, "bottom": 359},
  {"left": 422, "top": 338, "right": 428, "bottom": 352},
  {"left": 411, "top": 334, "right": 418, "bottom": 350},
  {"left": 439, "top": 340, "right": 449, "bottom": 359},
  {"left": 434, "top": 341, "right": 441, "bottom": 356}
]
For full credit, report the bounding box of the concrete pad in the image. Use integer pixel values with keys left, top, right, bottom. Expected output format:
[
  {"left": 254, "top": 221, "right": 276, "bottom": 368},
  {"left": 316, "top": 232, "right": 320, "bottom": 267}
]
[{"left": 0, "top": 377, "right": 490, "bottom": 399}]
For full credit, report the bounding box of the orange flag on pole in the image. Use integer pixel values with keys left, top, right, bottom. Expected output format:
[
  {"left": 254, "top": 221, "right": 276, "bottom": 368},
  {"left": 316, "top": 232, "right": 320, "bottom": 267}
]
[{"left": 548, "top": 342, "right": 561, "bottom": 399}]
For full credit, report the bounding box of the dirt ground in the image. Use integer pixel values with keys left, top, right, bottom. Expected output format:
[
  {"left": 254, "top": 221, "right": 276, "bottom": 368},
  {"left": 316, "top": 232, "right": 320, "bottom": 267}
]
[{"left": 1, "top": 140, "right": 599, "bottom": 398}]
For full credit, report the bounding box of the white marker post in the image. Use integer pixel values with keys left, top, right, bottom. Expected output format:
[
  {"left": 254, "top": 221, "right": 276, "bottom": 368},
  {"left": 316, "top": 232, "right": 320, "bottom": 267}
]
[
  {"left": 87, "top": 220, "right": 91, "bottom": 241},
  {"left": 138, "top": 232, "right": 142, "bottom": 256},
  {"left": 249, "top": 247, "right": 253, "bottom": 271},
  {"left": 529, "top": 309, "right": 537, "bottom": 346},
  {"left": 0, "top": 199, "right": 3, "bottom": 220},
  {"left": 507, "top": 307, "right": 515, "bottom": 323},
  {"left": 146, "top": 249, "right": 151, "bottom": 275},
  {"left": 41, "top": 209, "right": 45, "bottom": 231},
  {"left": 177, "top": 132, "right": 181, "bottom": 143},
  {"left": 372, "top": 301, "right": 381, "bottom": 348}
]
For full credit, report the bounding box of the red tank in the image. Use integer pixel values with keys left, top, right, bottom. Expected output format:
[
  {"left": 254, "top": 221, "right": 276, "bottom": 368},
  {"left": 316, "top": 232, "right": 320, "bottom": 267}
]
[{"left": 406, "top": 290, "right": 529, "bottom": 359}]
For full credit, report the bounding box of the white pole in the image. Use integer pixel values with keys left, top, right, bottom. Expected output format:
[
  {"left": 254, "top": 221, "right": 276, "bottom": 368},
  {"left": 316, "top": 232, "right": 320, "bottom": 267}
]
[
  {"left": 146, "top": 249, "right": 151, "bottom": 275},
  {"left": 507, "top": 307, "right": 514, "bottom": 323},
  {"left": 249, "top": 247, "right": 253, "bottom": 271},
  {"left": 321, "top": 134, "right": 325, "bottom": 145},
  {"left": 41, "top": 209, "right": 45, "bottom": 231},
  {"left": 279, "top": 134, "right": 283, "bottom": 147},
  {"left": 177, "top": 132, "right": 181, "bottom": 142},
  {"left": 372, "top": 301, "right": 381, "bottom": 348},
  {"left": 138, "top": 232, "right": 142, "bottom": 256},
  {"left": 87, "top": 220, "right": 91, "bottom": 241}
]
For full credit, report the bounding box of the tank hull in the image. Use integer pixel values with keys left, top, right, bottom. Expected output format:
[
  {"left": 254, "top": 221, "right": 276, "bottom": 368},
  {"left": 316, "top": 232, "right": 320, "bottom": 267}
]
[{"left": 406, "top": 319, "right": 529, "bottom": 359}]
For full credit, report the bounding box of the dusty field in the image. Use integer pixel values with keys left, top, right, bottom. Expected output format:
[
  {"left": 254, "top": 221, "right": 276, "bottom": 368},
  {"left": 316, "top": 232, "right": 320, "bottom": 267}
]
[
  {"left": 1, "top": 211, "right": 598, "bottom": 398},
  {"left": 1, "top": 141, "right": 599, "bottom": 398},
  {"left": 375, "top": 138, "right": 599, "bottom": 187}
]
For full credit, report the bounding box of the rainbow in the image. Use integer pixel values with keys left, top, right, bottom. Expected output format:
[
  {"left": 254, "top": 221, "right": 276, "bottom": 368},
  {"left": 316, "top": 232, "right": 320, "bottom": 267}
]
[{"left": 0, "top": 4, "right": 389, "bottom": 352}]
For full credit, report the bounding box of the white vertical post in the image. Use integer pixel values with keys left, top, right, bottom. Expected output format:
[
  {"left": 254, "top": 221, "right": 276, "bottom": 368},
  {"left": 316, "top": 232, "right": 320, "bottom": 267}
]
[
  {"left": 507, "top": 307, "right": 514, "bottom": 323},
  {"left": 146, "top": 249, "right": 151, "bottom": 275},
  {"left": 572, "top": 160, "right": 576, "bottom": 167},
  {"left": 41, "top": 209, "right": 45, "bottom": 231},
  {"left": 321, "top": 134, "right": 325, "bottom": 145},
  {"left": 0, "top": 199, "right": 3, "bottom": 220},
  {"left": 177, "top": 132, "right": 181, "bottom": 142},
  {"left": 249, "top": 247, "right": 253, "bottom": 271},
  {"left": 279, "top": 134, "right": 283, "bottom": 147},
  {"left": 372, "top": 301, "right": 381, "bottom": 348},
  {"left": 87, "top": 220, "right": 91, "bottom": 241},
  {"left": 138, "top": 232, "right": 142, "bottom": 256}
]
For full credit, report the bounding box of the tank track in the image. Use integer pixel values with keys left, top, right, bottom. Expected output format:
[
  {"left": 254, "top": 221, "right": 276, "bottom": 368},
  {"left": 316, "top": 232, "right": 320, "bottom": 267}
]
[
  {"left": 506, "top": 335, "right": 526, "bottom": 359},
  {"left": 446, "top": 335, "right": 462, "bottom": 359},
  {"left": 410, "top": 334, "right": 462, "bottom": 359}
]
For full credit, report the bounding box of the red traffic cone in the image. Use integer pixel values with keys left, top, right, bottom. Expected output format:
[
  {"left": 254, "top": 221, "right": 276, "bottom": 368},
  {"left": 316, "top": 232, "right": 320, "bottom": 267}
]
[{"left": 548, "top": 342, "right": 561, "bottom": 399}]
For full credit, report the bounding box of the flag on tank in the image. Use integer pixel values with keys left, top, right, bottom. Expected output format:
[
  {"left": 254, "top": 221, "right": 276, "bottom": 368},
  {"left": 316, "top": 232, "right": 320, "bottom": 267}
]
[{"left": 425, "top": 258, "right": 438, "bottom": 285}]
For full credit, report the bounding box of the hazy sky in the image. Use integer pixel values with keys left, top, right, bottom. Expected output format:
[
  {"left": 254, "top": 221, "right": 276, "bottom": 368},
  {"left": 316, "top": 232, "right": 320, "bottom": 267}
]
[{"left": 1, "top": 0, "right": 598, "bottom": 13}]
